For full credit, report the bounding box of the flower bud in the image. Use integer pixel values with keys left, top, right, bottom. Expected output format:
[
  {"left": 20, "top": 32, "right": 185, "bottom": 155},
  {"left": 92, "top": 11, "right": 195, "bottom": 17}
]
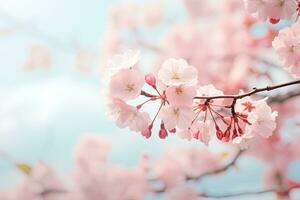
[
  {"left": 141, "top": 125, "right": 152, "bottom": 139},
  {"left": 216, "top": 128, "right": 223, "bottom": 140},
  {"left": 159, "top": 128, "right": 168, "bottom": 139},
  {"left": 169, "top": 128, "right": 176, "bottom": 133},
  {"left": 269, "top": 18, "right": 280, "bottom": 24},
  {"left": 145, "top": 73, "right": 156, "bottom": 88}
]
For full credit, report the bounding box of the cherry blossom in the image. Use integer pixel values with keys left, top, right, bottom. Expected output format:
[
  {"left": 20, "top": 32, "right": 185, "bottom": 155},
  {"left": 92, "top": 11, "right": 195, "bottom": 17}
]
[
  {"left": 109, "top": 68, "right": 144, "bottom": 100},
  {"left": 23, "top": 44, "right": 52, "bottom": 71},
  {"left": 178, "top": 148, "right": 222, "bottom": 178},
  {"left": 74, "top": 134, "right": 110, "bottom": 168},
  {"left": 107, "top": 49, "right": 140, "bottom": 75},
  {"left": 273, "top": 19, "right": 300, "bottom": 78},
  {"left": 12, "top": 162, "right": 65, "bottom": 200},
  {"left": 243, "top": 0, "right": 298, "bottom": 22},
  {"left": 196, "top": 120, "right": 215, "bottom": 145},
  {"left": 247, "top": 99, "right": 278, "bottom": 138},
  {"left": 158, "top": 58, "right": 198, "bottom": 86},
  {"left": 196, "top": 84, "right": 225, "bottom": 105},
  {"left": 153, "top": 150, "right": 186, "bottom": 188},
  {"left": 166, "top": 186, "right": 199, "bottom": 200},
  {"left": 160, "top": 105, "right": 194, "bottom": 130},
  {"left": 165, "top": 85, "right": 196, "bottom": 106},
  {"left": 4, "top": 1, "right": 300, "bottom": 200},
  {"left": 232, "top": 132, "right": 254, "bottom": 149},
  {"left": 106, "top": 98, "right": 151, "bottom": 132}
]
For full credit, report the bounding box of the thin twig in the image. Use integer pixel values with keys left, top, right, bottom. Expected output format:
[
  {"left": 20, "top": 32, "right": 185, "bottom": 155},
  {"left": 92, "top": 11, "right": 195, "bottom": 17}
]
[
  {"left": 200, "top": 185, "right": 300, "bottom": 199},
  {"left": 194, "top": 80, "right": 300, "bottom": 100},
  {"left": 187, "top": 150, "right": 244, "bottom": 181},
  {"left": 269, "top": 88, "right": 300, "bottom": 104},
  {"left": 153, "top": 150, "right": 244, "bottom": 193}
]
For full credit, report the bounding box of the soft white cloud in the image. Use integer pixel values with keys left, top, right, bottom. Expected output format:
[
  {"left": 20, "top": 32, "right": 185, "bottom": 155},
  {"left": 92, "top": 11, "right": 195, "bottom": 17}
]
[{"left": 0, "top": 76, "right": 101, "bottom": 137}]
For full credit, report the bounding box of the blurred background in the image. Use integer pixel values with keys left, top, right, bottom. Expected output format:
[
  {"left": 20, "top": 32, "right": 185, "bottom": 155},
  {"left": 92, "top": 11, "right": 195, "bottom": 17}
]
[{"left": 0, "top": 0, "right": 299, "bottom": 199}]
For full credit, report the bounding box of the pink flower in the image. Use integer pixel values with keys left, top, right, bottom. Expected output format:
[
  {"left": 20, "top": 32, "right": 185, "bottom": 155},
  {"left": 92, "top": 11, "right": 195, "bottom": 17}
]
[
  {"left": 244, "top": 0, "right": 297, "bottom": 20},
  {"left": 263, "top": 166, "right": 289, "bottom": 188},
  {"left": 74, "top": 134, "right": 110, "bottom": 168},
  {"left": 140, "top": 2, "right": 164, "bottom": 27},
  {"left": 178, "top": 148, "right": 222, "bottom": 178},
  {"left": 23, "top": 44, "right": 52, "bottom": 71},
  {"left": 13, "top": 162, "right": 65, "bottom": 200},
  {"left": 107, "top": 49, "right": 140, "bottom": 75},
  {"left": 247, "top": 99, "right": 278, "bottom": 138},
  {"left": 166, "top": 85, "right": 196, "bottom": 106},
  {"left": 153, "top": 150, "right": 186, "bottom": 188},
  {"left": 166, "top": 186, "right": 199, "bottom": 200},
  {"left": 160, "top": 105, "right": 194, "bottom": 130},
  {"left": 196, "top": 84, "right": 224, "bottom": 106},
  {"left": 106, "top": 98, "right": 151, "bottom": 132},
  {"left": 109, "top": 68, "right": 144, "bottom": 101},
  {"left": 196, "top": 120, "right": 215, "bottom": 145},
  {"left": 273, "top": 20, "right": 300, "bottom": 78},
  {"left": 178, "top": 120, "right": 214, "bottom": 145},
  {"left": 232, "top": 132, "right": 254, "bottom": 149},
  {"left": 236, "top": 97, "right": 277, "bottom": 138},
  {"left": 108, "top": 3, "right": 139, "bottom": 30},
  {"left": 183, "top": 0, "right": 211, "bottom": 17},
  {"left": 158, "top": 58, "right": 198, "bottom": 86}
]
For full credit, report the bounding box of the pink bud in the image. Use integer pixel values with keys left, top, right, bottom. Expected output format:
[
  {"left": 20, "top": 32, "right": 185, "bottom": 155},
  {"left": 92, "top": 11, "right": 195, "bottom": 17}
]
[
  {"left": 269, "top": 18, "right": 280, "bottom": 24},
  {"left": 145, "top": 73, "right": 156, "bottom": 88},
  {"left": 159, "top": 128, "right": 168, "bottom": 139},
  {"left": 223, "top": 129, "right": 230, "bottom": 142},
  {"left": 192, "top": 130, "right": 200, "bottom": 139},
  {"left": 216, "top": 129, "right": 223, "bottom": 140},
  {"left": 232, "top": 129, "right": 238, "bottom": 139},
  {"left": 224, "top": 129, "right": 230, "bottom": 138},
  {"left": 141, "top": 126, "right": 152, "bottom": 139},
  {"left": 169, "top": 128, "right": 176, "bottom": 133},
  {"left": 142, "top": 153, "right": 150, "bottom": 160}
]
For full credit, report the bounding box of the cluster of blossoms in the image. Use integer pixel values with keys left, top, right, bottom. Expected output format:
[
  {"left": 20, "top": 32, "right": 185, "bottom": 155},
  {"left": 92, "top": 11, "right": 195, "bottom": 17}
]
[
  {"left": 1, "top": 133, "right": 300, "bottom": 200},
  {"left": 273, "top": 18, "right": 300, "bottom": 77},
  {"left": 106, "top": 50, "right": 278, "bottom": 149},
  {"left": 244, "top": 0, "right": 299, "bottom": 24}
]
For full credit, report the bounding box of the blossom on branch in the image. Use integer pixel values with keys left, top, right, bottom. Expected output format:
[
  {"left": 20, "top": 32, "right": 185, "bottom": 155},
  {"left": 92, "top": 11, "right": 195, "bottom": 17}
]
[
  {"left": 273, "top": 19, "right": 300, "bottom": 78},
  {"left": 104, "top": 50, "right": 284, "bottom": 149}
]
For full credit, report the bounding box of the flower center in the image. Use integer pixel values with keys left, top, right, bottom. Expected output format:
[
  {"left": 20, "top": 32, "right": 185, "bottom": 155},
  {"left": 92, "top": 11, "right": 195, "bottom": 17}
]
[
  {"left": 173, "top": 108, "right": 180, "bottom": 118},
  {"left": 242, "top": 101, "right": 256, "bottom": 112},
  {"left": 175, "top": 87, "right": 183, "bottom": 95},
  {"left": 171, "top": 73, "right": 180, "bottom": 80},
  {"left": 126, "top": 84, "right": 135, "bottom": 92}
]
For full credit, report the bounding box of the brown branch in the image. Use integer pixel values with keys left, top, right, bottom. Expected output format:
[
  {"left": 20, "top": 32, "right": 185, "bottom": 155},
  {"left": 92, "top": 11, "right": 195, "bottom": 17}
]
[
  {"left": 140, "top": 90, "right": 158, "bottom": 98},
  {"left": 269, "top": 88, "right": 300, "bottom": 104},
  {"left": 153, "top": 150, "right": 244, "bottom": 193},
  {"left": 142, "top": 80, "right": 300, "bottom": 101},
  {"left": 194, "top": 80, "right": 300, "bottom": 100},
  {"left": 187, "top": 150, "right": 244, "bottom": 181},
  {"left": 200, "top": 185, "right": 300, "bottom": 199}
]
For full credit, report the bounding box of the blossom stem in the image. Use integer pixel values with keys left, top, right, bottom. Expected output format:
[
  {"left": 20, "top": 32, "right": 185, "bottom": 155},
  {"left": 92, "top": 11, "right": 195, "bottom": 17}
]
[
  {"left": 269, "top": 87, "right": 300, "bottom": 103},
  {"left": 151, "top": 102, "right": 164, "bottom": 125},
  {"left": 199, "top": 186, "right": 300, "bottom": 199},
  {"left": 194, "top": 79, "right": 300, "bottom": 100},
  {"left": 141, "top": 90, "right": 158, "bottom": 98}
]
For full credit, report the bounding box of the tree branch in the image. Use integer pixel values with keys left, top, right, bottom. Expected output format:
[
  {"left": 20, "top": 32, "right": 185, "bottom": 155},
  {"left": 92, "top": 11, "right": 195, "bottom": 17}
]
[
  {"left": 194, "top": 79, "right": 300, "bottom": 100},
  {"left": 269, "top": 88, "right": 300, "bottom": 104},
  {"left": 153, "top": 150, "right": 244, "bottom": 193},
  {"left": 187, "top": 150, "right": 244, "bottom": 181},
  {"left": 200, "top": 185, "right": 300, "bottom": 199}
]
